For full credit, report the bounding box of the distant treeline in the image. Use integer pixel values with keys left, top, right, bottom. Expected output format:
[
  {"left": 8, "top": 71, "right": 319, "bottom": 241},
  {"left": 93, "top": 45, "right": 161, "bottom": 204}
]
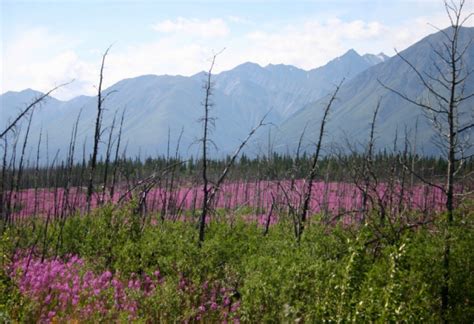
[{"left": 5, "top": 152, "right": 473, "bottom": 190}]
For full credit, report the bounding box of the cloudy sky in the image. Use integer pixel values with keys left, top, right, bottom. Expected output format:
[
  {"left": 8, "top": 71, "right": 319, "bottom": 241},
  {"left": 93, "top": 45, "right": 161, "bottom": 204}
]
[{"left": 1, "top": 0, "right": 472, "bottom": 100}]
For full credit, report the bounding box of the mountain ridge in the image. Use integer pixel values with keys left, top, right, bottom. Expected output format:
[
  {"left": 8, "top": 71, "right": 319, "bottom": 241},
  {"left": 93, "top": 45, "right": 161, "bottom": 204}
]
[
  {"left": 275, "top": 26, "right": 474, "bottom": 156},
  {"left": 1, "top": 47, "right": 384, "bottom": 160},
  {"left": 2, "top": 26, "right": 471, "bottom": 160}
]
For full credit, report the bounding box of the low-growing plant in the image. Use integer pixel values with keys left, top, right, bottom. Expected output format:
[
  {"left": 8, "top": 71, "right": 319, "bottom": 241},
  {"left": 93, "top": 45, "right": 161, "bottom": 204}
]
[{"left": 1, "top": 204, "right": 473, "bottom": 322}]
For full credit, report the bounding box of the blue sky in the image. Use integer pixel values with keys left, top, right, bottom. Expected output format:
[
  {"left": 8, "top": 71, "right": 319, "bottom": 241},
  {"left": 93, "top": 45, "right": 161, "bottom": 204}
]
[{"left": 1, "top": 0, "right": 472, "bottom": 99}]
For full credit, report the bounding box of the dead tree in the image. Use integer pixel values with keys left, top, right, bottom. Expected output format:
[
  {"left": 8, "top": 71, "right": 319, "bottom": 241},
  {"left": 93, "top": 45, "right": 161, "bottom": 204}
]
[
  {"left": 86, "top": 46, "right": 113, "bottom": 212},
  {"left": 101, "top": 111, "right": 118, "bottom": 204},
  {"left": 5, "top": 129, "right": 20, "bottom": 224},
  {"left": 277, "top": 124, "right": 307, "bottom": 238},
  {"left": 0, "top": 136, "right": 9, "bottom": 231},
  {"left": 198, "top": 50, "right": 266, "bottom": 245},
  {"left": 381, "top": 0, "right": 473, "bottom": 319},
  {"left": 33, "top": 127, "right": 43, "bottom": 216},
  {"left": 297, "top": 80, "right": 343, "bottom": 242},
  {"left": 61, "top": 109, "right": 82, "bottom": 218},
  {"left": 198, "top": 52, "right": 219, "bottom": 245},
  {"left": 13, "top": 110, "right": 35, "bottom": 216},
  {"left": 110, "top": 108, "right": 126, "bottom": 200},
  {"left": 199, "top": 55, "right": 216, "bottom": 245},
  {"left": 363, "top": 101, "right": 391, "bottom": 225},
  {"left": 54, "top": 111, "right": 81, "bottom": 256},
  {"left": 263, "top": 193, "right": 275, "bottom": 236}
]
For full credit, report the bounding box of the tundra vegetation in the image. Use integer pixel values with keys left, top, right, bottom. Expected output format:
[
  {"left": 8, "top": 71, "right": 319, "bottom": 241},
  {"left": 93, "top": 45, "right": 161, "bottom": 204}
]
[{"left": 1, "top": 1, "right": 473, "bottom": 322}]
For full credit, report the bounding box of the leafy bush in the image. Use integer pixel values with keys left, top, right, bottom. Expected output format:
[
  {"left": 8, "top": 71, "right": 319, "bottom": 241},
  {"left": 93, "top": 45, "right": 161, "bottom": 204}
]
[{"left": 2, "top": 205, "right": 473, "bottom": 322}]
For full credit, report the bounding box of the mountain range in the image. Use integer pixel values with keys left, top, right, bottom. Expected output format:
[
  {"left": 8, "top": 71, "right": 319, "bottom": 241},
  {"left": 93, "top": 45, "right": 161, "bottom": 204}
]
[
  {"left": 276, "top": 27, "right": 473, "bottom": 156},
  {"left": 1, "top": 27, "right": 472, "bottom": 161}
]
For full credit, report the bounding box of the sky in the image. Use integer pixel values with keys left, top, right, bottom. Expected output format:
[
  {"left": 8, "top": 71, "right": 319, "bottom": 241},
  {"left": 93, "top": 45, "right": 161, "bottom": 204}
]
[{"left": 1, "top": 0, "right": 473, "bottom": 100}]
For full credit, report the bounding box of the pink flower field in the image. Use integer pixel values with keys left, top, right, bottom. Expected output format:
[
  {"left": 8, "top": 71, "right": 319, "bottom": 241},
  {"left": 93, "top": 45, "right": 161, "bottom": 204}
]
[{"left": 7, "top": 180, "right": 446, "bottom": 222}]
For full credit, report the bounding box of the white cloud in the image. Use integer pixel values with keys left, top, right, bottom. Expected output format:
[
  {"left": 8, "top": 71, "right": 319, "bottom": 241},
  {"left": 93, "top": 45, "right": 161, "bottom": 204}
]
[
  {"left": 237, "top": 18, "right": 390, "bottom": 69},
  {"left": 152, "top": 17, "right": 230, "bottom": 38},
  {"left": 228, "top": 13, "right": 472, "bottom": 70},
  {"left": 105, "top": 38, "right": 211, "bottom": 80},
  {"left": 3, "top": 12, "right": 472, "bottom": 100},
  {"left": 1, "top": 27, "right": 220, "bottom": 100},
  {"left": 2, "top": 28, "right": 97, "bottom": 99}
]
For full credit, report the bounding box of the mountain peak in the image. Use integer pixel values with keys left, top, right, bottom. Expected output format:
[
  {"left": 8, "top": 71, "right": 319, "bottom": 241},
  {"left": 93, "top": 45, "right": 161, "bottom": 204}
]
[
  {"left": 313, "top": 49, "right": 364, "bottom": 71},
  {"left": 233, "top": 61, "right": 264, "bottom": 72},
  {"left": 234, "top": 62, "right": 262, "bottom": 69},
  {"left": 325, "top": 49, "right": 363, "bottom": 66},
  {"left": 215, "top": 62, "right": 265, "bottom": 81},
  {"left": 341, "top": 49, "right": 361, "bottom": 58},
  {"left": 19, "top": 88, "right": 44, "bottom": 97},
  {"left": 1, "top": 88, "right": 46, "bottom": 102}
]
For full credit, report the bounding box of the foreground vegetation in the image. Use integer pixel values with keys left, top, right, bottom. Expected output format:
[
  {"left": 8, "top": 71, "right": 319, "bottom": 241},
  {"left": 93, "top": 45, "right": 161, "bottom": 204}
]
[{"left": 1, "top": 203, "right": 473, "bottom": 322}]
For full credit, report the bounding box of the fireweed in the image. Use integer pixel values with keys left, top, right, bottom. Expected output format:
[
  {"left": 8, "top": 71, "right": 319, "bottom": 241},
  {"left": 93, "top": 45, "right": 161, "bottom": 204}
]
[
  {"left": 8, "top": 181, "right": 446, "bottom": 221},
  {"left": 8, "top": 254, "right": 240, "bottom": 322}
]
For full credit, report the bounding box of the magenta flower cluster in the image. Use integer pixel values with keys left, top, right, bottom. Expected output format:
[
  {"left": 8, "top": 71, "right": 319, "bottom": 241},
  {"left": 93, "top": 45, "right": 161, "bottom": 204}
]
[
  {"left": 9, "top": 254, "right": 240, "bottom": 322},
  {"left": 10, "top": 255, "right": 146, "bottom": 322}
]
